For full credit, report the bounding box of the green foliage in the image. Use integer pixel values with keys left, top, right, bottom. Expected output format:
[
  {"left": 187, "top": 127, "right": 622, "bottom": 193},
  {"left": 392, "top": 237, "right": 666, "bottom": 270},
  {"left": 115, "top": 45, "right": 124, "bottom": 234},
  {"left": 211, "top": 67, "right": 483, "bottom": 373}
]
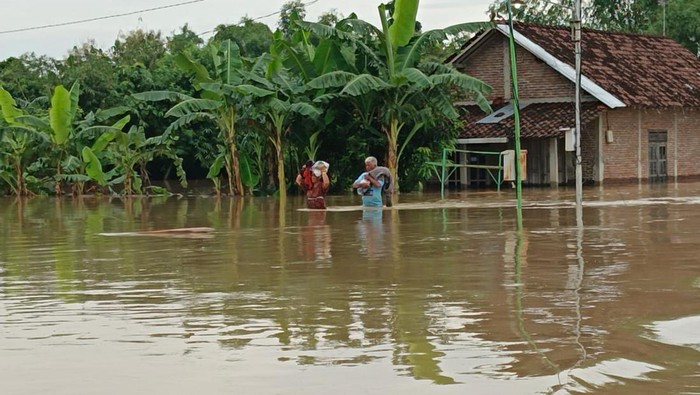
[
  {"left": 113, "top": 30, "right": 166, "bottom": 69},
  {"left": 0, "top": 54, "right": 59, "bottom": 101},
  {"left": 60, "top": 42, "right": 119, "bottom": 110},
  {"left": 212, "top": 18, "right": 274, "bottom": 57},
  {"left": 388, "top": 0, "right": 420, "bottom": 48},
  {"left": 279, "top": 1, "right": 307, "bottom": 37},
  {"left": 0, "top": 86, "right": 23, "bottom": 123},
  {"left": 49, "top": 85, "right": 73, "bottom": 145},
  {"left": 0, "top": 131, "right": 33, "bottom": 195},
  {"left": 206, "top": 153, "right": 225, "bottom": 194},
  {"left": 81, "top": 146, "right": 107, "bottom": 186},
  {"left": 298, "top": 5, "right": 491, "bottom": 192},
  {"left": 317, "top": 9, "right": 344, "bottom": 27},
  {"left": 657, "top": 0, "right": 700, "bottom": 56},
  {"left": 1, "top": 5, "right": 497, "bottom": 196},
  {"left": 135, "top": 39, "right": 256, "bottom": 195},
  {"left": 167, "top": 24, "right": 204, "bottom": 54},
  {"left": 239, "top": 153, "right": 260, "bottom": 191},
  {"left": 588, "top": 0, "right": 659, "bottom": 32}
]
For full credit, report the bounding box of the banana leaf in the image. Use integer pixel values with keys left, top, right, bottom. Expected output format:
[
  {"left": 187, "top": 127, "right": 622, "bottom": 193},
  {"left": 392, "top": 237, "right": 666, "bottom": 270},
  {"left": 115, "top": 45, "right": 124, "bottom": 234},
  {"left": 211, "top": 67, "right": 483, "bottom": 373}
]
[
  {"left": 68, "top": 82, "right": 80, "bottom": 122},
  {"left": 388, "top": 0, "right": 420, "bottom": 49},
  {"left": 49, "top": 85, "right": 72, "bottom": 145},
  {"left": 239, "top": 153, "right": 260, "bottom": 189},
  {"left": 174, "top": 53, "right": 213, "bottom": 87},
  {"left": 132, "top": 90, "right": 194, "bottom": 102},
  {"left": 0, "top": 87, "right": 23, "bottom": 123},
  {"left": 94, "top": 106, "right": 131, "bottom": 122},
  {"left": 165, "top": 99, "right": 222, "bottom": 118},
  {"left": 207, "top": 155, "right": 226, "bottom": 180},
  {"left": 81, "top": 147, "right": 107, "bottom": 186}
]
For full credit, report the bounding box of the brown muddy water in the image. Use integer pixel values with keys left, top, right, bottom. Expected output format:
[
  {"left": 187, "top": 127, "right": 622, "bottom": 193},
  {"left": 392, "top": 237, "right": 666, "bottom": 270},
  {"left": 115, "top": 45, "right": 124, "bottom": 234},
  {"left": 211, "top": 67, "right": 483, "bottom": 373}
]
[{"left": 1, "top": 183, "right": 699, "bottom": 394}]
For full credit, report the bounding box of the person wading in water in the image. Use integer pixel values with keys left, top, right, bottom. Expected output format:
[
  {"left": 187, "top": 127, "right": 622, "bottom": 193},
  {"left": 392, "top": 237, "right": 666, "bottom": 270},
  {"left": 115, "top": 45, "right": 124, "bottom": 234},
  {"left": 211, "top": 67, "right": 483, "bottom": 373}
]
[{"left": 296, "top": 160, "right": 330, "bottom": 209}]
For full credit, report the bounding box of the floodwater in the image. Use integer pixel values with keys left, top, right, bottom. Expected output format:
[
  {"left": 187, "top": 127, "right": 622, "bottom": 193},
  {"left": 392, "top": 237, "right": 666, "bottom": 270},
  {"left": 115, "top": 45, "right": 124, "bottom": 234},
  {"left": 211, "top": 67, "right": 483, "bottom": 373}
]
[{"left": 1, "top": 183, "right": 699, "bottom": 395}]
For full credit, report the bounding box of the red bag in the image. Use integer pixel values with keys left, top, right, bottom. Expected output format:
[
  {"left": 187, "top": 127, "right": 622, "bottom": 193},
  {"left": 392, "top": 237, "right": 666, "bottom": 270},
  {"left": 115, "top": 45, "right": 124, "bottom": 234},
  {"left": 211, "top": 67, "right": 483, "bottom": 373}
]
[{"left": 300, "top": 160, "right": 314, "bottom": 192}]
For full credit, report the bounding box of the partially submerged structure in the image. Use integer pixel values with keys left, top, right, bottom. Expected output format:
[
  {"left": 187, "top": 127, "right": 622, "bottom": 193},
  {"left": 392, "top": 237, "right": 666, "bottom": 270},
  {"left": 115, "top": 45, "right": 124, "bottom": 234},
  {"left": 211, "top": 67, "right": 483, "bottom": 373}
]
[{"left": 447, "top": 22, "right": 700, "bottom": 187}]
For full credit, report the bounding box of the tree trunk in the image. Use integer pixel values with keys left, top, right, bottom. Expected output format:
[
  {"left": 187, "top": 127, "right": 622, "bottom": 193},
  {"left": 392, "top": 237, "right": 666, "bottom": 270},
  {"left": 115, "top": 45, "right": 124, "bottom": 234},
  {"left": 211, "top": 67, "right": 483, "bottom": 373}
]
[
  {"left": 54, "top": 152, "right": 63, "bottom": 196},
  {"left": 224, "top": 108, "right": 243, "bottom": 196},
  {"left": 125, "top": 173, "right": 132, "bottom": 196},
  {"left": 385, "top": 117, "right": 400, "bottom": 194},
  {"left": 14, "top": 159, "right": 23, "bottom": 197},
  {"left": 230, "top": 141, "right": 243, "bottom": 195},
  {"left": 275, "top": 130, "right": 286, "bottom": 201}
]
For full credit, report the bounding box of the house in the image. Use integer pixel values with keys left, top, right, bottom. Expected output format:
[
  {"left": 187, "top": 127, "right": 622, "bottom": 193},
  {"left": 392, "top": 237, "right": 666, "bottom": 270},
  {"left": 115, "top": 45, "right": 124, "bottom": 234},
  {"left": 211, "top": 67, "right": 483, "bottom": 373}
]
[{"left": 447, "top": 22, "right": 700, "bottom": 187}]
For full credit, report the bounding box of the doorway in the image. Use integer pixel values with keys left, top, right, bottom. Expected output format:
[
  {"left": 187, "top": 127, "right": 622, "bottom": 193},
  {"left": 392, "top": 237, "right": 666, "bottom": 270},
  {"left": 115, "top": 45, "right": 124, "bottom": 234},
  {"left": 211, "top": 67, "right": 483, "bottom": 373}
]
[{"left": 648, "top": 130, "right": 667, "bottom": 183}]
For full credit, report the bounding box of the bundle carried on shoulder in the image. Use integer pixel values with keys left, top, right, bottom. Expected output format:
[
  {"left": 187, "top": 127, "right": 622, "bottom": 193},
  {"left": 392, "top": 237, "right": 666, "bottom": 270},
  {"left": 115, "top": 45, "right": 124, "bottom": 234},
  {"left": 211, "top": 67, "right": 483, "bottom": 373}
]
[
  {"left": 312, "top": 161, "right": 329, "bottom": 176},
  {"left": 368, "top": 166, "right": 394, "bottom": 207}
]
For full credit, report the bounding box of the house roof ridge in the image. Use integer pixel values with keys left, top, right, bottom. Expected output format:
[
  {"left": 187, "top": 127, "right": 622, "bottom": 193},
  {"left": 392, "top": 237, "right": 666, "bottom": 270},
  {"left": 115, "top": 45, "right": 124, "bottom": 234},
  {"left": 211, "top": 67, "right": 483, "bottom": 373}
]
[
  {"left": 511, "top": 21, "right": 669, "bottom": 40},
  {"left": 494, "top": 24, "right": 625, "bottom": 108}
]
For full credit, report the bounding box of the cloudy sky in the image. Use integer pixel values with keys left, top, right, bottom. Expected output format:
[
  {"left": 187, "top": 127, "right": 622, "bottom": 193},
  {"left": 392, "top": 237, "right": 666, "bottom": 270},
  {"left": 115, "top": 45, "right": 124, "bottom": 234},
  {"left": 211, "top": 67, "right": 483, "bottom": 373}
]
[{"left": 0, "top": 0, "right": 494, "bottom": 60}]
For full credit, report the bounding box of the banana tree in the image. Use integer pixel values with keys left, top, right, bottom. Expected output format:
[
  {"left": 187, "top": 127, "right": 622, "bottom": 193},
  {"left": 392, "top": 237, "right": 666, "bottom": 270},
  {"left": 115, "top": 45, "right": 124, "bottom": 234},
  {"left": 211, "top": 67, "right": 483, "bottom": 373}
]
[
  {"left": 0, "top": 87, "right": 32, "bottom": 196},
  {"left": 237, "top": 85, "right": 320, "bottom": 200},
  {"left": 303, "top": 0, "right": 493, "bottom": 191},
  {"left": 231, "top": 41, "right": 321, "bottom": 200},
  {"left": 271, "top": 27, "right": 353, "bottom": 165},
  {"left": 134, "top": 40, "right": 255, "bottom": 196},
  {"left": 82, "top": 116, "right": 187, "bottom": 196},
  {"left": 1, "top": 83, "right": 140, "bottom": 196},
  {"left": 13, "top": 83, "right": 81, "bottom": 195},
  {"left": 0, "top": 131, "right": 31, "bottom": 196}
]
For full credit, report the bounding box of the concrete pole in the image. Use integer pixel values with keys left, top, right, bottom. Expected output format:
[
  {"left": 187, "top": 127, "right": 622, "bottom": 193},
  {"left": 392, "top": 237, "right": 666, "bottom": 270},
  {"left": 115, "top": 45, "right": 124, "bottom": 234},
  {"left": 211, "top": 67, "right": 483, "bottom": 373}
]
[{"left": 573, "top": 0, "right": 583, "bottom": 219}]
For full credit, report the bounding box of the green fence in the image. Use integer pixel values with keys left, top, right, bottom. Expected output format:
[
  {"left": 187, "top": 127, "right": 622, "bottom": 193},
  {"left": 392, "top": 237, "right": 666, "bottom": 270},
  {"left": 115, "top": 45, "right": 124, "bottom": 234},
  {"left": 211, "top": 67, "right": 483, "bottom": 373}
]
[{"left": 427, "top": 148, "right": 506, "bottom": 199}]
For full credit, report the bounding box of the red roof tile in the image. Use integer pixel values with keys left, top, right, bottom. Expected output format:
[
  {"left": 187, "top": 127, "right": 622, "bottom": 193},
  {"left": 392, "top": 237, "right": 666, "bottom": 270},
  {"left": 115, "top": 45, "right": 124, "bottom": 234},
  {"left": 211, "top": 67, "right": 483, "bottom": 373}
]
[
  {"left": 513, "top": 22, "right": 700, "bottom": 108},
  {"left": 459, "top": 101, "right": 605, "bottom": 139}
]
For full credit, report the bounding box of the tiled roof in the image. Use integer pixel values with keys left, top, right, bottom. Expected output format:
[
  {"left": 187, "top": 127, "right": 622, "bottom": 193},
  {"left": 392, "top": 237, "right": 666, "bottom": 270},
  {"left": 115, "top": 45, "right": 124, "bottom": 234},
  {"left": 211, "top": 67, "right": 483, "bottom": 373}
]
[
  {"left": 513, "top": 22, "right": 700, "bottom": 108},
  {"left": 459, "top": 101, "right": 605, "bottom": 139}
]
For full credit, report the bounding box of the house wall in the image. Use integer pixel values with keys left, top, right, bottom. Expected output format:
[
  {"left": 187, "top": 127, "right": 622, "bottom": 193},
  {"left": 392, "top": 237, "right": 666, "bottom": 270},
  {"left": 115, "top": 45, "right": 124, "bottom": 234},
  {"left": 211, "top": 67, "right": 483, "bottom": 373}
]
[
  {"left": 602, "top": 107, "right": 700, "bottom": 181},
  {"left": 581, "top": 120, "right": 599, "bottom": 182},
  {"left": 455, "top": 35, "right": 507, "bottom": 100},
  {"left": 675, "top": 108, "right": 700, "bottom": 178},
  {"left": 454, "top": 34, "right": 577, "bottom": 101}
]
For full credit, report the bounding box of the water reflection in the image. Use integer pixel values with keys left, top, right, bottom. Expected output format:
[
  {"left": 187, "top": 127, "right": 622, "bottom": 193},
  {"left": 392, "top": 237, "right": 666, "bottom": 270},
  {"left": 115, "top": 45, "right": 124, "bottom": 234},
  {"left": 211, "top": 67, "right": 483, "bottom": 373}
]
[
  {"left": 356, "top": 209, "right": 385, "bottom": 260},
  {"left": 2, "top": 184, "right": 700, "bottom": 393},
  {"left": 299, "top": 211, "right": 332, "bottom": 263}
]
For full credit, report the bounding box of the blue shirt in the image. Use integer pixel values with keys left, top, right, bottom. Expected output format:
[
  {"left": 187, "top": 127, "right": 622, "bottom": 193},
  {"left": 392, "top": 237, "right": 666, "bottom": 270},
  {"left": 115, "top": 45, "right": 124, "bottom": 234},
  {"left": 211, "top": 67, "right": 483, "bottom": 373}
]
[{"left": 355, "top": 173, "right": 384, "bottom": 207}]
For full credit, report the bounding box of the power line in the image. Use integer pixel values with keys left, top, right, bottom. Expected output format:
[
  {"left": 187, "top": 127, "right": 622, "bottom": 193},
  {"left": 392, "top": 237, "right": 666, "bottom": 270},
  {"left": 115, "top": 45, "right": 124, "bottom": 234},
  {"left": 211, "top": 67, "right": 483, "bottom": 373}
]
[{"left": 0, "top": 0, "right": 205, "bottom": 35}]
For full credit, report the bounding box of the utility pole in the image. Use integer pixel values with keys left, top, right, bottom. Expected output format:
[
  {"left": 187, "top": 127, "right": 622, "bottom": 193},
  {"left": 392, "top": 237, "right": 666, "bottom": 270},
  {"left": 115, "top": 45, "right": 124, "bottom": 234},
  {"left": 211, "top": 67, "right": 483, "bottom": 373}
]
[{"left": 573, "top": 0, "right": 583, "bottom": 219}]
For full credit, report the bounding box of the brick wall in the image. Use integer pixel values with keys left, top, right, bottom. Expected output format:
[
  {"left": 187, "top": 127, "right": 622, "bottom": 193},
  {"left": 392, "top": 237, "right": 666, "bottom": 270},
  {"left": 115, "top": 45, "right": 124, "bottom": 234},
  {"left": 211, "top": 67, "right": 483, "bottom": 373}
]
[
  {"left": 675, "top": 108, "right": 700, "bottom": 177},
  {"left": 602, "top": 108, "right": 700, "bottom": 181},
  {"left": 454, "top": 33, "right": 576, "bottom": 101},
  {"left": 581, "top": 120, "right": 598, "bottom": 182},
  {"left": 455, "top": 34, "right": 506, "bottom": 100}
]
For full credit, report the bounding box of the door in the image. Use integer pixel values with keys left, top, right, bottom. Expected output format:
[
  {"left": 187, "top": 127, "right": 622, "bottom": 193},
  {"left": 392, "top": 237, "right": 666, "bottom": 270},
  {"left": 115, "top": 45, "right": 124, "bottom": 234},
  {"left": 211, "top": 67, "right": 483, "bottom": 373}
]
[
  {"left": 468, "top": 154, "right": 488, "bottom": 187},
  {"left": 648, "top": 130, "right": 667, "bottom": 183}
]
